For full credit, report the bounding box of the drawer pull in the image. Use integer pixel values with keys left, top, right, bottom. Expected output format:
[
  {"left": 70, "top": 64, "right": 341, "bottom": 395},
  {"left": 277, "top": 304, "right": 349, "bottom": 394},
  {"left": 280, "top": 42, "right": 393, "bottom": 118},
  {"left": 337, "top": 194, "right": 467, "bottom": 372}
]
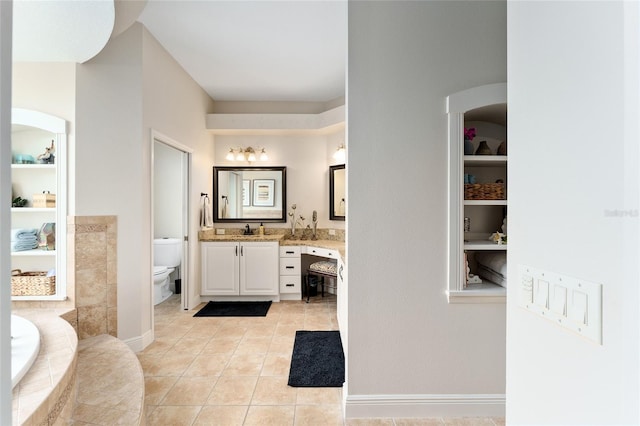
[
  {"left": 286, "top": 283, "right": 294, "bottom": 287},
  {"left": 286, "top": 251, "right": 295, "bottom": 254},
  {"left": 285, "top": 266, "right": 295, "bottom": 269}
]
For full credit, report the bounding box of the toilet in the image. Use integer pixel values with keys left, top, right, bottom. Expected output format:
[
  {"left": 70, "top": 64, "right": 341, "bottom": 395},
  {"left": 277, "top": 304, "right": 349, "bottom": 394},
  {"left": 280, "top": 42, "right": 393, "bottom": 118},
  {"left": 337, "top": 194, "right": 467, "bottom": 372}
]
[{"left": 153, "top": 238, "right": 182, "bottom": 305}]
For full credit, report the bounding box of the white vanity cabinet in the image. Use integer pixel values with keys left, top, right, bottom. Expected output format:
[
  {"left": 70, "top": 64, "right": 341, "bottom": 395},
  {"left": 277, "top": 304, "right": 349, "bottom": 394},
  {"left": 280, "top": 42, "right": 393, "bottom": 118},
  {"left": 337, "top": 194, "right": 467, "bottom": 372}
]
[
  {"left": 279, "top": 245, "right": 301, "bottom": 300},
  {"left": 201, "top": 241, "right": 279, "bottom": 297}
]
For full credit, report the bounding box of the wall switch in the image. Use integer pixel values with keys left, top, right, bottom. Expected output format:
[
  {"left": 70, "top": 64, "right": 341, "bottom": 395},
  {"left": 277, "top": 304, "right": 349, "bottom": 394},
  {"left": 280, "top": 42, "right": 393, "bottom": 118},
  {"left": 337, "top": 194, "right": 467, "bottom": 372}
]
[
  {"left": 215, "top": 228, "right": 225, "bottom": 235},
  {"left": 328, "top": 229, "right": 336, "bottom": 236},
  {"left": 519, "top": 264, "right": 602, "bottom": 345}
]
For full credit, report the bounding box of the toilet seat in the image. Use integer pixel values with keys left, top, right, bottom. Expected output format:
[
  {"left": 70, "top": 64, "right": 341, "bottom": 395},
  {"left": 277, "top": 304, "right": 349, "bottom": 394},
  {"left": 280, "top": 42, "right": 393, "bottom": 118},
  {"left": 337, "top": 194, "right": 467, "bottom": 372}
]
[{"left": 154, "top": 266, "right": 168, "bottom": 275}]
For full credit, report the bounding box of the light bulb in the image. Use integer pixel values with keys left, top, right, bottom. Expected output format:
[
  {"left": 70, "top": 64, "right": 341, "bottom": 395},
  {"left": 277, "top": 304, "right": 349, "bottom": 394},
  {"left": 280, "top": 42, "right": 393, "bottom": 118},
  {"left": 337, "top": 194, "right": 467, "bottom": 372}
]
[
  {"left": 260, "top": 148, "right": 268, "bottom": 161},
  {"left": 225, "top": 149, "right": 235, "bottom": 161},
  {"left": 333, "top": 145, "right": 346, "bottom": 162},
  {"left": 235, "top": 149, "right": 245, "bottom": 161},
  {"left": 247, "top": 151, "right": 256, "bottom": 162}
]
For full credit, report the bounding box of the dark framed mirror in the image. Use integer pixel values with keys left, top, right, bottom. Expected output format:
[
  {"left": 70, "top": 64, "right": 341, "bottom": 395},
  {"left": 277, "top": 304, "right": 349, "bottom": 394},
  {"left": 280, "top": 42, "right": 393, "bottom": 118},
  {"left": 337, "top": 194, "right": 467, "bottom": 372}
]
[
  {"left": 329, "top": 164, "right": 345, "bottom": 221},
  {"left": 213, "top": 166, "right": 287, "bottom": 223}
]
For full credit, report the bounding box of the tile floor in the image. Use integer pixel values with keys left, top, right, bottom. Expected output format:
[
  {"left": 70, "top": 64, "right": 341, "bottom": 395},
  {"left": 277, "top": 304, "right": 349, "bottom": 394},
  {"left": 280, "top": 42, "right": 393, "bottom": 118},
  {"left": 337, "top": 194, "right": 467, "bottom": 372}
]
[{"left": 138, "top": 294, "right": 505, "bottom": 426}]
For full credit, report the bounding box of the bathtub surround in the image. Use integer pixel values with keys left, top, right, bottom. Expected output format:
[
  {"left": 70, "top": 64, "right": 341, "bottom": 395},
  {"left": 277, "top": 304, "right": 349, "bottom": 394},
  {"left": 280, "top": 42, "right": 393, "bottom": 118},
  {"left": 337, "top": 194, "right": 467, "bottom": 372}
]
[{"left": 68, "top": 215, "right": 117, "bottom": 339}]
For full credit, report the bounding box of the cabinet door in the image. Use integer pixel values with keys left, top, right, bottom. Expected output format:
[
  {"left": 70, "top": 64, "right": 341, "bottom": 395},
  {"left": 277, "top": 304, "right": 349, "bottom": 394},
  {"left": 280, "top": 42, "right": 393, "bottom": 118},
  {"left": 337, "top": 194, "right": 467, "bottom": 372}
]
[
  {"left": 240, "top": 242, "right": 278, "bottom": 295},
  {"left": 201, "top": 242, "right": 239, "bottom": 295}
]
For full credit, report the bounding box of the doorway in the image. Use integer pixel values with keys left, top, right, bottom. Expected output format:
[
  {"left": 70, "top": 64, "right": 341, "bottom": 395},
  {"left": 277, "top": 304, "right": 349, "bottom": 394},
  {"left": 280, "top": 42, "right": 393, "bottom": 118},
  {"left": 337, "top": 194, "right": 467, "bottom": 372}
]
[{"left": 151, "top": 131, "right": 192, "bottom": 314}]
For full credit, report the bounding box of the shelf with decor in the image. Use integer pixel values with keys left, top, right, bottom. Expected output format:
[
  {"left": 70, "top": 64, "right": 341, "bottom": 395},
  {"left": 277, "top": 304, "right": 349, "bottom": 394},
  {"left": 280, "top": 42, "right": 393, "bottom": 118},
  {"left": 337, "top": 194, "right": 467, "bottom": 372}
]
[
  {"left": 447, "top": 83, "right": 507, "bottom": 304},
  {"left": 10, "top": 108, "right": 67, "bottom": 301}
]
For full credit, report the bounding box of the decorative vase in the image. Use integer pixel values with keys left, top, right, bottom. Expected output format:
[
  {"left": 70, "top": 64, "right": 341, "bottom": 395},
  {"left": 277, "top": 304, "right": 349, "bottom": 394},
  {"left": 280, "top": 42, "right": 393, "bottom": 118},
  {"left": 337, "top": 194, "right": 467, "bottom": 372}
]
[
  {"left": 475, "top": 140, "right": 492, "bottom": 155},
  {"left": 464, "top": 138, "right": 474, "bottom": 155},
  {"left": 497, "top": 140, "right": 507, "bottom": 156}
]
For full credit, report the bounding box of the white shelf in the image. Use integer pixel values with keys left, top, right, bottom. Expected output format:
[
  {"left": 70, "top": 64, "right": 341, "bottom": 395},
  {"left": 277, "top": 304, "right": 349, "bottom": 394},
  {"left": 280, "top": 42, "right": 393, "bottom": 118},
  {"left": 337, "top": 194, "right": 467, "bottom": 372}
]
[
  {"left": 448, "top": 282, "right": 506, "bottom": 303},
  {"left": 11, "top": 207, "right": 55, "bottom": 213},
  {"left": 11, "top": 164, "right": 56, "bottom": 170},
  {"left": 464, "top": 240, "right": 507, "bottom": 250},
  {"left": 464, "top": 199, "right": 507, "bottom": 206},
  {"left": 11, "top": 249, "right": 56, "bottom": 257},
  {"left": 463, "top": 155, "right": 507, "bottom": 166}
]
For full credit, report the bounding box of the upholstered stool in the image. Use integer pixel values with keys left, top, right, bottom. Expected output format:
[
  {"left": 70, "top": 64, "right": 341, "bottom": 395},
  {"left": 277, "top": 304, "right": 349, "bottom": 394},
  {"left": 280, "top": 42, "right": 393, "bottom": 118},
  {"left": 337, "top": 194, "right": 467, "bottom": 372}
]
[{"left": 306, "top": 260, "right": 338, "bottom": 303}]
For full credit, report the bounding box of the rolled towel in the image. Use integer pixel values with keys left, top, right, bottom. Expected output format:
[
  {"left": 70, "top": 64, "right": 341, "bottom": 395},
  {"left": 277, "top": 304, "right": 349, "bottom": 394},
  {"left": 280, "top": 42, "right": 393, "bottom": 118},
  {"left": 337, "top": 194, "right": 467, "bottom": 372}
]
[
  {"left": 11, "top": 240, "right": 38, "bottom": 252},
  {"left": 11, "top": 228, "right": 38, "bottom": 241}
]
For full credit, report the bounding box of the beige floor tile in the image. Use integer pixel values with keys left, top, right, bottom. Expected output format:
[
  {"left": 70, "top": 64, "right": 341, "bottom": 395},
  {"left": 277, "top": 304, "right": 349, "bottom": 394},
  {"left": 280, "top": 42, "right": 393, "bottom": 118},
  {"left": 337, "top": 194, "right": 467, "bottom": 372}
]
[
  {"left": 251, "top": 376, "right": 297, "bottom": 405},
  {"left": 171, "top": 336, "right": 212, "bottom": 354},
  {"left": 138, "top": 352, "right": 197, "bottom": 377},
  {"left": 161, "top": 376, "right": 217, "bottom": 405},
  {"left": 294, "top": 404, "right": 343, "bottom": 426},
  {"left": 193, "top": 405, "right": 248, "bottom": 426},
  {"left": 296, "top": 387, "right": 342, "bottom": 405},
  {"left": 145, "top": 405, "right": 202, "bottom": 426},
  {"left": 491, "top": 418, "right": 505, "bottom": 426},
  {"left": 202, "top": 336, "right": 241, "bottom": 354},
  {"left": 244, "top": 324, "right": 277, "bottom": 338},
  {"left": 183, "top": 353, "right": 232, "bottom": 377},
  {"left": 244, "top": 405, "right": 295, "bottom": 426},
  {"left": 269, "top": 336, "right": 296, "bottom": 353},
  {"left": 215, "top": 325, "right": 248, "bottom": 339},
  {"left": 223, "top": 352, "right": 266, "bottom": 376},
  {"left": 144, "top": 377, "right": 178, "bottom": 405},
  {"left": 261, "top": 353, "right": 292, "bottom": 376},
  {"left": 138, "top": 336, "right": 178, "bottom": 355},
  {"left": 207, "top": 376, "right": 258, "bottom": 405},
  {"left": 274, "top": 325, "right": 301, "bottom": 339},
  {"left": 236, "top": 337, "right": 272, "bottom": 353}
]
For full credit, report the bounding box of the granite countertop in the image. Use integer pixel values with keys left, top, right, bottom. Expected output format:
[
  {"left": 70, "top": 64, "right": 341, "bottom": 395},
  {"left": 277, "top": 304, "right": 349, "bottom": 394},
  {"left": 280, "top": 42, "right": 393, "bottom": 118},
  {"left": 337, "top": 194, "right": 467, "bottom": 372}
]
[
  {"left": 198, "top": 230, "right": 346, "bottom": 260},
  {"left": 198, "top": 234, "right": 285, "bottom": 242}
]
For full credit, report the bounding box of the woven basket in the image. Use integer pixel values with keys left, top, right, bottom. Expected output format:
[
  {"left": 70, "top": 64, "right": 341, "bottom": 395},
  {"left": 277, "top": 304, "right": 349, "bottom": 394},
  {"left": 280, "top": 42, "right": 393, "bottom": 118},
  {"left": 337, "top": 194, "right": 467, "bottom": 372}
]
[
  {"left": 11, "top": 269, "right": 56, "bottom": 296},
  {"left": 464, "top": 183, "right": 505, "bottom": 200}
]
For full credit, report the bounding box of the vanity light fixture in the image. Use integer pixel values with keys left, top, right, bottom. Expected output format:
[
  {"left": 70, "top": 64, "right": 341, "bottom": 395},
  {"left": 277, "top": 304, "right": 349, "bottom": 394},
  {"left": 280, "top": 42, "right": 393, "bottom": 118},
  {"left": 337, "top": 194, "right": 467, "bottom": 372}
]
[
  {"left": 226, "top": 146, "right": 268, "bottom": 163},
  {"left": 333, "top": 144, "right": 346, "bottom": 162}
]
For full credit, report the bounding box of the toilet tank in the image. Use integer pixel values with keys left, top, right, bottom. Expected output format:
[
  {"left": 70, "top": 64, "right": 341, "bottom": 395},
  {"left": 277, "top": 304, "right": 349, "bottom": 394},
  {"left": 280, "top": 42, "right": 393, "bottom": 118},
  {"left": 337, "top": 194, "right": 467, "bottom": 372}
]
[{"left": 153, "top": 238, "right": 182, "bottom": 267}]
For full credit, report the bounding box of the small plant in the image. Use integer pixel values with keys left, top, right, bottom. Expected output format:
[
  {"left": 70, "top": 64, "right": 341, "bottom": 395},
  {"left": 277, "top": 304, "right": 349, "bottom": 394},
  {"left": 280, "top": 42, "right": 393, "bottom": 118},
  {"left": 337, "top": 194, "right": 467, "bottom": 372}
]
[{"left": 464, "top": 127, "right": 476, "bottom": 141}]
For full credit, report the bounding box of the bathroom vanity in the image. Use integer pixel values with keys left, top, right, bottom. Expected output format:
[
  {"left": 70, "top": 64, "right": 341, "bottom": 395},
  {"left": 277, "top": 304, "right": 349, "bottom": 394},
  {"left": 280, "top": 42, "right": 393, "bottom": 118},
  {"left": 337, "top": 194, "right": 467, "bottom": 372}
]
[{"left": 201, "top": 237, "right": 281, "bottom": 297}]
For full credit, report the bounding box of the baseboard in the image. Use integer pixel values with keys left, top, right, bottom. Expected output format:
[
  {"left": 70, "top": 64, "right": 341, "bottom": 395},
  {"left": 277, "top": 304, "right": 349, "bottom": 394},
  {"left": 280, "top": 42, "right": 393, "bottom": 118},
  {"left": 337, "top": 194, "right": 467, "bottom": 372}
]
[
  {"left": 123, "top": 328, "right": 154, "bottom": 353},
  {"left": 345, "top": 393, "right": 505, "bottom": 418}
]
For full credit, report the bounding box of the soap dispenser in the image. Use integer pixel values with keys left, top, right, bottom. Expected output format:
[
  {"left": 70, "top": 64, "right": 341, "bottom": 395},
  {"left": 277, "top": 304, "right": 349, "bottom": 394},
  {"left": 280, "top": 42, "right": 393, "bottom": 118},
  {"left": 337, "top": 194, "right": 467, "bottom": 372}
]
[{"left": 259, "top": 223, "right": 265, "bottom": 236}]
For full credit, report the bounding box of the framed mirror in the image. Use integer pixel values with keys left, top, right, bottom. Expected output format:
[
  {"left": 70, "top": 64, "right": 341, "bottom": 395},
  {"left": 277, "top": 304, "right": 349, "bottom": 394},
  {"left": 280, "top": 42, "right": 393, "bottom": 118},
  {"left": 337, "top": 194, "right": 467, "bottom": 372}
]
[
  {"left": 213, "top": 166, "right": 287, "bottom": 223},
  {"left": 329, "top": 164, "right": 345, "bottom": 221}
]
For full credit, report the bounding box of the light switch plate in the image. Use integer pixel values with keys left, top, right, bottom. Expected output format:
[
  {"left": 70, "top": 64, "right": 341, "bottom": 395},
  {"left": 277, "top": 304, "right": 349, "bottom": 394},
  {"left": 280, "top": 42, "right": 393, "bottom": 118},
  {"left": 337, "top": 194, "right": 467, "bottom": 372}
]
[{"left": 519, "top": 264, "right": 602, "bottom": 345}]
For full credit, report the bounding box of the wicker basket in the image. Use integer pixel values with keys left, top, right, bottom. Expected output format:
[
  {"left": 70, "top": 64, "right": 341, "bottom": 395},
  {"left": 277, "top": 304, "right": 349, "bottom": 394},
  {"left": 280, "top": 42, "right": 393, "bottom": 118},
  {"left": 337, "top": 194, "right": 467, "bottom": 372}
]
[
  {"left": 464, "top": 183, "right": 505, "bottom": 200},
  {"left": 11, "top": 269, "right": 56, "bottom": 296}
]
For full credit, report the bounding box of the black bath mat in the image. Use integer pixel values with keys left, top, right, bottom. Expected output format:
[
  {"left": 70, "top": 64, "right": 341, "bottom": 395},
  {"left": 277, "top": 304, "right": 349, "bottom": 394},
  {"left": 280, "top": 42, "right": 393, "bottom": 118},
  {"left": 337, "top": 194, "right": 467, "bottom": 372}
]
[
  {"left": 193, "top": 301, "right": 272, "bottom": 317},
  {"left": 288, "top": 330, "right": 345, "bottom": 387}
]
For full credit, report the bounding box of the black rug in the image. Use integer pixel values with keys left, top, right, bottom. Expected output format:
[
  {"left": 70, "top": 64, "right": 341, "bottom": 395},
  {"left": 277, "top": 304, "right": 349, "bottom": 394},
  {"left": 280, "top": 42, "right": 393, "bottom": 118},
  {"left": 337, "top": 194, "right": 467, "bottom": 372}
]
[
  {"left": 288, "top": 330, "right": 345, "bottom": 387},
  {"left": 193, "top": 301, "right": 272, "bottom": 317}
]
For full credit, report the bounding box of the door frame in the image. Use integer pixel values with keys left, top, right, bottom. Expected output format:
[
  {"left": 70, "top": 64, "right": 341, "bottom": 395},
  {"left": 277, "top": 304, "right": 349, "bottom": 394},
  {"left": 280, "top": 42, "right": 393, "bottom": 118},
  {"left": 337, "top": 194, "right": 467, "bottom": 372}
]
[{"left": 150, "top": 130, "right": 194, "bottom": 321}]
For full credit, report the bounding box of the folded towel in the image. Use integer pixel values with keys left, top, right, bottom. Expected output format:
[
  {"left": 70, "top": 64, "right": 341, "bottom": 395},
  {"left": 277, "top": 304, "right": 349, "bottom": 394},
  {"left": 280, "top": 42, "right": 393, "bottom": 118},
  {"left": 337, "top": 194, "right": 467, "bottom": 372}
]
[
  {"left": 11, "top": 228, "right": 38, "bottom": 241},
  {"left": 11, "top": 240, "right": 38, "bottom": 252}
]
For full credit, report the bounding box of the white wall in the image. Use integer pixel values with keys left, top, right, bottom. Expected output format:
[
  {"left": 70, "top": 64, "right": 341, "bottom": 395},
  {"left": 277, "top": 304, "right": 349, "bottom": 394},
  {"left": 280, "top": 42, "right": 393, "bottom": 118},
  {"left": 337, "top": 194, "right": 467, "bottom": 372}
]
[
  {"left": 153, "top": 141, "right": 183, "bottom": 239},
  {"left": 214, "top": 132, "right": 346, "bottom": 230},
  {"left": 75, "top": 23, "right": 215, "bottom": 344},
  {"left": 347, "top": 1, "right": 506, "bottom": 417},
  {"left": 506, "top": 2, "right": 640, "bottom": 425}
]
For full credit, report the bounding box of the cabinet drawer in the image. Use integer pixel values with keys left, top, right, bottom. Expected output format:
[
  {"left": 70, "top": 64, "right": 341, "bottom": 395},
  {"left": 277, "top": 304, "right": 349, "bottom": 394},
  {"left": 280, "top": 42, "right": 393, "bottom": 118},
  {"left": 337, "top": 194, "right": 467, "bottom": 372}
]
[
  {"left": 279, "top": 246, "right": 301, "bottom": 257},
  {"left": 280, "top": 275, "right": 301, "bottom": 293},
  {"left": 280, "top": 257, "right": 300, "bottom": 275},
  {"left": 307, "top": 246, "right": 339, "bottom": 259}
]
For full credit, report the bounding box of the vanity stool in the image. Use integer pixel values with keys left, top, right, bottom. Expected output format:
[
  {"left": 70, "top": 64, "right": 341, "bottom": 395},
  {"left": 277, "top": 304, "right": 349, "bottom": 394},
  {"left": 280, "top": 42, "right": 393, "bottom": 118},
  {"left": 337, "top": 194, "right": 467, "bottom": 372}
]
[{"left": 306, "top": 260, "right": 338, "bottom": 303}]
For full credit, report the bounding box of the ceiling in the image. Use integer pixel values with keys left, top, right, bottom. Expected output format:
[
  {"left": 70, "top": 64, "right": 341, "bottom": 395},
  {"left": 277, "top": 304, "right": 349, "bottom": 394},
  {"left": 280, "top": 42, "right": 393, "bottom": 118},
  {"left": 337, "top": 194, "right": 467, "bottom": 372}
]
[
  {"left": 136, "top": 0, "right": 348, "bottom": 103},
  {"left": 12, "top": 0, "right": 347, "bottom": 104}
]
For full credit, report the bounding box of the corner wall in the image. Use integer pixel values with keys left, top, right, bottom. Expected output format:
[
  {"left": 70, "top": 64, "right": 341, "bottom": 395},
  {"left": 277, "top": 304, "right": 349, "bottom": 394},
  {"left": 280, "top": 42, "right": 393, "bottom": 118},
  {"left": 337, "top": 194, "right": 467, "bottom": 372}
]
[
  {"left": 347, "top": 1, "right": 507, "bottom": 417},
  {"left": 506, "top": 2, "right": 640, "bottom": 424}
]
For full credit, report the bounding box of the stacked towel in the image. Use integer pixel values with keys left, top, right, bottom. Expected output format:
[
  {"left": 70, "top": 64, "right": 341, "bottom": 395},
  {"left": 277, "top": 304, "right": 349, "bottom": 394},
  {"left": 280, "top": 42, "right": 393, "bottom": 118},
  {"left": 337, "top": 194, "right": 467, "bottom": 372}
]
[{"left": 10, "top": 228, "right": 38, "bottom": 252}]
